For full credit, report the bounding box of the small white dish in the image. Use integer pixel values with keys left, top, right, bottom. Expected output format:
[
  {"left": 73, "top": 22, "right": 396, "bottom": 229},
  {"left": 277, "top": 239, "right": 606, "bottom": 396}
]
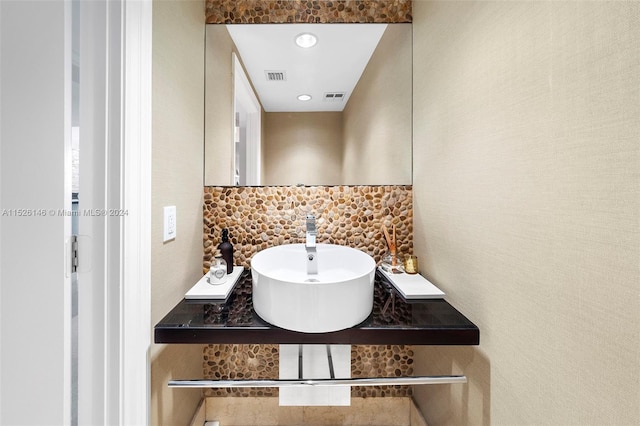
[
  {"left": 378, "top": 267, "right": 445, "bottom": 299},
  {"left": 185, "top": 266, "right": 244, "bottom": 300}
]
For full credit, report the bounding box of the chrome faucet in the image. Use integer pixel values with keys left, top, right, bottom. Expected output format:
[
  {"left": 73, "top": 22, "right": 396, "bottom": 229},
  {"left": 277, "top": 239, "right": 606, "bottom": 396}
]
[{"left": 305, "top": 213, "right": 318, "bottom": 275}]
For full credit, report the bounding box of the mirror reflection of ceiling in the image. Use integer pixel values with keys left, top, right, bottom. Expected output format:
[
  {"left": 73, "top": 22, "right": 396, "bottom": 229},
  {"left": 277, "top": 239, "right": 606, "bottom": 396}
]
[
  {"left": 203, "top": 0, "right": 413, "bottom": 187},
  {"left": 227, "top": 24, "right": 388, "bottom": 112}
]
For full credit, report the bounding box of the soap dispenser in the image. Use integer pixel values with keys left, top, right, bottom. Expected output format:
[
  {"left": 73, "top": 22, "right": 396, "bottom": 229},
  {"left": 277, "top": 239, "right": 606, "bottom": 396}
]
[
  {"left": 218, "top": 228, "right": 234, "bottom": 274},
  {"left": 208, "top": 250, "right": 227, "bottom": 285}
]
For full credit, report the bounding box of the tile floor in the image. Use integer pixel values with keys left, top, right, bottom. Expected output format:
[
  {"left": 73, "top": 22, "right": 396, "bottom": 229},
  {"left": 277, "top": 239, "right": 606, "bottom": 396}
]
[{"left": 193, "top": 397, "right": 428, "bottom": 426}]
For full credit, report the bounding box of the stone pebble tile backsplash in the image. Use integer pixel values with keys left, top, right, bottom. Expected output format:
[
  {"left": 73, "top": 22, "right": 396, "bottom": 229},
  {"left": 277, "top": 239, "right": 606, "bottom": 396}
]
[{"left": 203, "top": 185, "right": 413, "bottom": 273}]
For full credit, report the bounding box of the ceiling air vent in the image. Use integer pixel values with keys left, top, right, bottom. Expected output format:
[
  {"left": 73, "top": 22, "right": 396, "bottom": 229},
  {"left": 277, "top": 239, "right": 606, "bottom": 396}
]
[
  {"left": 265, "top": 71, "right": 286, "bottom": 81},
  {"left": 323, "top": 92, "right": 346, "bottom": 102}
]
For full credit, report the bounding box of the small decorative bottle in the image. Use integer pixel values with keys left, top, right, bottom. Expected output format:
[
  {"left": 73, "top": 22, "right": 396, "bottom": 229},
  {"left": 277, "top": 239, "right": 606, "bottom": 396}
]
[
  {"left": 218, "top": 228, "right": 234, "bottom": 274},
  {"left": 208, "top": 250, "right": 227, "bottom": 285}
]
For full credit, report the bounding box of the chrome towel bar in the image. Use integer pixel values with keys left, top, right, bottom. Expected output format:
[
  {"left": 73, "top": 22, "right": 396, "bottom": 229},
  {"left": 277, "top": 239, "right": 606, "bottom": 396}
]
[{"left": 168, "top": 375, "right": 467, "bottom": 388}]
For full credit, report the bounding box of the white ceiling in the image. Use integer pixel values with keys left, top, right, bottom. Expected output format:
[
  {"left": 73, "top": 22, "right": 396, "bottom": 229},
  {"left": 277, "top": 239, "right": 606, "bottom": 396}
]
[{"left": 226, "top": 23, "right": 388, "bottom": 112}]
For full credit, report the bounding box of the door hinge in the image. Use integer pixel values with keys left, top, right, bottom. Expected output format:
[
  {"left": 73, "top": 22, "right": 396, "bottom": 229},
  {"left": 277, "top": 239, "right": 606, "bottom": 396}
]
[{"left": 71, "top": 235, "right": 79, "bottom": 273}]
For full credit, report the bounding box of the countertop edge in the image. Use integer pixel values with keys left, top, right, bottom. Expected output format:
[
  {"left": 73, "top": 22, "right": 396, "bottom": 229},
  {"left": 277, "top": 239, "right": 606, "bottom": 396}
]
[{"left": 154, "top": 269, "right": 480, "bottom": 346}]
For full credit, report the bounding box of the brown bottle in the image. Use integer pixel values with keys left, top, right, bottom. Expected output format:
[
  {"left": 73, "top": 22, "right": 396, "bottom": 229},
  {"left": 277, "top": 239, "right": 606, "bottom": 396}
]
[{"left": 218, "top": 228, "right": 234, "bottom": 274}]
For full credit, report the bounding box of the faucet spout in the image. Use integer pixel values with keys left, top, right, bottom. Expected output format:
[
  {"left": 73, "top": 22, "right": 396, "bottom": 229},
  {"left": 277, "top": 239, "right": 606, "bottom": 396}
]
[
  {"left": 306, "top": 246, "right": 318, "bottom": 275},
  {"left": 305, "top": 213, "right": 318, "bottom": 274}
]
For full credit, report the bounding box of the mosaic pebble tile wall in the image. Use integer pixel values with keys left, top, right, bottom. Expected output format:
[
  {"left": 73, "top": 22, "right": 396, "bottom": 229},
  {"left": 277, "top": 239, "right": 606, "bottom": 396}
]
[
  {"left": 203, "top": 185, "right": 414, "bottom": 398},
  {"left": 203, "top": 185, "right": 413, "bottom": 273},
  {"left": 203, "top": 344, "right": 414, "bottom": 398},
  {"left": 205, "top": 0, "right": 412, "bottom": 24}
]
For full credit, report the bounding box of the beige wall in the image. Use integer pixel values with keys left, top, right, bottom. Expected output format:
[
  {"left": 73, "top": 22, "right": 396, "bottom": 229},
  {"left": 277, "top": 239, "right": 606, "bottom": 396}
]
[
  {"left": 343, "top": 24, "right": 412, "bottom": 185},
  {"left": 263, "top": 112, "right": 343, "bottom": 185},
  {"left": 204, "top": 25, "right": 265, "bottom": 185},
  {"left": 204, "top": 25, "right": 235, "bottom": 185},
  {"left": 411, "top": 2, "right": 639, "bottom": 425},
  {"left": 151, "top": 0, "right": 205, "bottom": 424}
]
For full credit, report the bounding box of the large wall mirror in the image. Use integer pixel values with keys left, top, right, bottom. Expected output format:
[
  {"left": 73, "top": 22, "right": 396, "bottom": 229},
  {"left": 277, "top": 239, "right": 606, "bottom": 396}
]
[{"left": 204, "top": 23, "right": 412, "bottom": 186}]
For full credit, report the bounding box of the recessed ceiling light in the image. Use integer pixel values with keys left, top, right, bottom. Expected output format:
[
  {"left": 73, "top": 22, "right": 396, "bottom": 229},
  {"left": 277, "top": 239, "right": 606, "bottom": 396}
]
[
  {"left": 295, "top": 33, "right": 317, "bottom": 48},
  {"left": 297, "top": 94, "right": 312, "bottom": 101}
]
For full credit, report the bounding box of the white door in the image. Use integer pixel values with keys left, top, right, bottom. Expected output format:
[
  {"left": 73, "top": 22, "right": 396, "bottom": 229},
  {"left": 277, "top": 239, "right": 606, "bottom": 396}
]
[
  {"left": 0, "top": 1, "right": 151, "bottom": 425},
  {"left": 1, "top": 1, "right": 73, "bottom": 424},
  {"left": 76, "top": 1, "right": 152, "bottom": 425},
  {"left": 233, "top": 54, "right": 262, "bottom": 185}
]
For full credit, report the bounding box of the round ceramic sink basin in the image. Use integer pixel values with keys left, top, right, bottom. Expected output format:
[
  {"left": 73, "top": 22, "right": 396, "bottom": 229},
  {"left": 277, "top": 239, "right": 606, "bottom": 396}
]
[{"left": 250, "top": 244, "right": 376, "bottom": 333}]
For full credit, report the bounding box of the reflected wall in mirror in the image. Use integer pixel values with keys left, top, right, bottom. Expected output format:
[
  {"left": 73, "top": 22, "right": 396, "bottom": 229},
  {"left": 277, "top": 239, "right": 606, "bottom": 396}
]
[{"left": 204, "top": 23, "right": 412, "bottom": 186}]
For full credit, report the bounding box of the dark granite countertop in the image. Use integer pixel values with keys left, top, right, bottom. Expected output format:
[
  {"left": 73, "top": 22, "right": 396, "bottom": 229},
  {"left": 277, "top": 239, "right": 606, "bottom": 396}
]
[{"left": 154, "top": 270, "right": 479, "bottom": 345}]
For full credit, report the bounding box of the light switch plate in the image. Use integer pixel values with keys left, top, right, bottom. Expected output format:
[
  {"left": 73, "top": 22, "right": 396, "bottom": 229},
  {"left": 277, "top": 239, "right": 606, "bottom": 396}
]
[{"left": 163, "top": 206, "right": 176, "bottom": 242}]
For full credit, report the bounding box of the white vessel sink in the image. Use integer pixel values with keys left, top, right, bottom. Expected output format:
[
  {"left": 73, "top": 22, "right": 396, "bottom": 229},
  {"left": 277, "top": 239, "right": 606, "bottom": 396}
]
[{"left": 250, "top": 244, "right": 376, "bottom": 333}]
